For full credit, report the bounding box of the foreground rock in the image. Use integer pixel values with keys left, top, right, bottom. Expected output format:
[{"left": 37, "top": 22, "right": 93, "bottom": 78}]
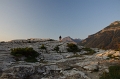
[{"left": 0, "top": 40, "right": 120, "bottom": 79}]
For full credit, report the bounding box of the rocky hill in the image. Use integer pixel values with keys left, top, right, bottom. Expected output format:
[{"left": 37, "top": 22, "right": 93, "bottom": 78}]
[
  {"left": 62, "top": 36, "right": 81, "bottom": 44},
  {"left": 80, "top": 21, "right": 120, "bottom": 50}
]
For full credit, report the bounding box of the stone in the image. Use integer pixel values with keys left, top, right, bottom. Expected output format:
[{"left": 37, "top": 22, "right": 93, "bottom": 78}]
[
  {"left": 62, "top": 69, "right": 91, "bottom": 79},
  {"left": 83, "top": 65, "right": 99, "bottom": 71},
  {"left": 0, "top": 73, "right": 16, "bottom": 79}
]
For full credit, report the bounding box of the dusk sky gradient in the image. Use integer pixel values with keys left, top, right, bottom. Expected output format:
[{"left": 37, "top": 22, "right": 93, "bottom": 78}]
[{"left": 0, "top": 0, "right": 120, "bottom": 41}]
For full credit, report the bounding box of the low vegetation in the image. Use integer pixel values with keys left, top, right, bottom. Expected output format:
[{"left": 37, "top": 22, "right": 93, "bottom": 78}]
[
  {"left": 100, "top": 65, "right": 120, "bottom": 79},
  {"left": 67, "top": 54, "right": 82, "bottom": 58},
  {"left": 107, "top": 54, "right": 114, "bottom": 59},
  {"left": 67, "top": 43, "right": 81, "bottom": 54},
  {"left": 11, "top": 47, "right": 39, "bottom": 62},
  {"left": 39, "top": 44, "right": 47, "bottom": 53},
  {"left": 82, "top": 47, "right": 96, "bottom": 55},
  {"left": 40, "top": 44, "right": 46, "bottom": 50},
  {"left": 107, "top": 54, "right": 120, "bottom": 59},
  {"left": 54, "top": 45, "right": 60, "bottom": 53}
]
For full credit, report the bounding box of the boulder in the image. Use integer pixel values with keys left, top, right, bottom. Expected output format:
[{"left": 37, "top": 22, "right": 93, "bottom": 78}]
[
  {"left": 62, "top": 69, "right": 91, "bottom": 79},
  {"left": 76, "top": 61, "right": 99, "bottom": 72},
  {"left": 43, "top": 54, "right": 63, "bottom": 61},
  {"left": 83, "top": 65, "right": 99, "bottom": 71},
  {"left": 0, "top": 73, "right": 16, "bottom": 79},
  {"left": 113, "top": 51, "right": 120, "bottom": 57},
  {"left": 1, "top": 65, "right": 35, "bottom": 79}
]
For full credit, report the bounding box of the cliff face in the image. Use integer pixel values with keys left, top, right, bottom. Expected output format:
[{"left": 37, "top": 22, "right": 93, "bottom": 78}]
[{"left": 80, "top": 21, "right": 120, "bottom": 49}]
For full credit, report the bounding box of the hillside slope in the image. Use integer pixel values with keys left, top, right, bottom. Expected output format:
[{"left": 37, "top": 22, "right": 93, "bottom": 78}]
[{"left": 80, "top": 21, "right": 120, "bottom": 49}]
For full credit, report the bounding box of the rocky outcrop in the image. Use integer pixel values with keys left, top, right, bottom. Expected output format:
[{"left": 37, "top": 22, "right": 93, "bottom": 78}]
[
  {"left": 1, "top": 40, "right": 120, "bottom": 79},
  {"left": 62, "top": 69, "right": 91, "bottom": 79},
  {"left": 96, "top": 50, "right": 120, "bottom": 59},
  {"left": 76, "top": 61, "right": 99, "bottom": 72},
  {"left": 1, "top": 65, "right": 35, "bottom": 79}
]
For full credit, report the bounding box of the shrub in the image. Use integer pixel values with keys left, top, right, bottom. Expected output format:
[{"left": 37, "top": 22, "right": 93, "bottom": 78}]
[
  {"left": 100, "top": 65, "right": 120, "bottom": 79},
  {"left": 109, "top": 65, "right": 120, "bottom": 79},
  {"left": 82, "top": 47, "right": 96, "bottom": 55},
  {"left": 40, "top": 44, "right": 46, "bottom": 50},
  {"left": 67, "top": 54, "right": 82, "bottom": 58},
  {"left": 67, "top": 43, "right": 81, "bottom": 54},
  {"left": 39, "top": 44, "right": 47, "bottom": 53},
  {"left": 54, "top": 45, "right": 60, "bottom": 53},
  {"left": 11, "top": 47, "right": 39, "bottom": 62},
  {"left": 25, "top": 57, "right": 38, "bottom": 62},
  {"left": 107, "top": 54, "right": 120, "bottom": 59},
  {"left": 99, "top": 72, "right": 110, "bottom": 79},
  {"left": 108, "top": 54, "right": 113, "bottom": 58}
]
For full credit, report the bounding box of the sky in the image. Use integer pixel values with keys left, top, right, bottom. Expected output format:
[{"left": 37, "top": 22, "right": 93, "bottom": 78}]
[{"left": 0, "top": 0, "right": 120, "bottom": 41}]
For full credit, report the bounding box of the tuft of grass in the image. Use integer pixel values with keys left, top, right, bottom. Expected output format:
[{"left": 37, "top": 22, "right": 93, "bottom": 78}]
[
  {"left": 40, "top": 59, "right": 48, "bottom": 64},
  {"left": 68, "top": 54, "right": 82, "bottom": 58},
  {"left": 25, "top": 57, "right": 38, "bottom": 63},
  {"left": 100, "top": 65, "right": 120, "bottom": 79},
  {"left": 64, "top": 66, "right": 74, "bottom": 70},
  {"left": 100, "top": 72, "right": 110, "bottom": 79},
  {"left": 107, "top": 54, "right": 120, "bottom": 59},
  {"left": 54, "top": 45, "right": 60, "bottom": 53},
  {"left": 82, "top": 47, "right": 96, "bottom": 55}
]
